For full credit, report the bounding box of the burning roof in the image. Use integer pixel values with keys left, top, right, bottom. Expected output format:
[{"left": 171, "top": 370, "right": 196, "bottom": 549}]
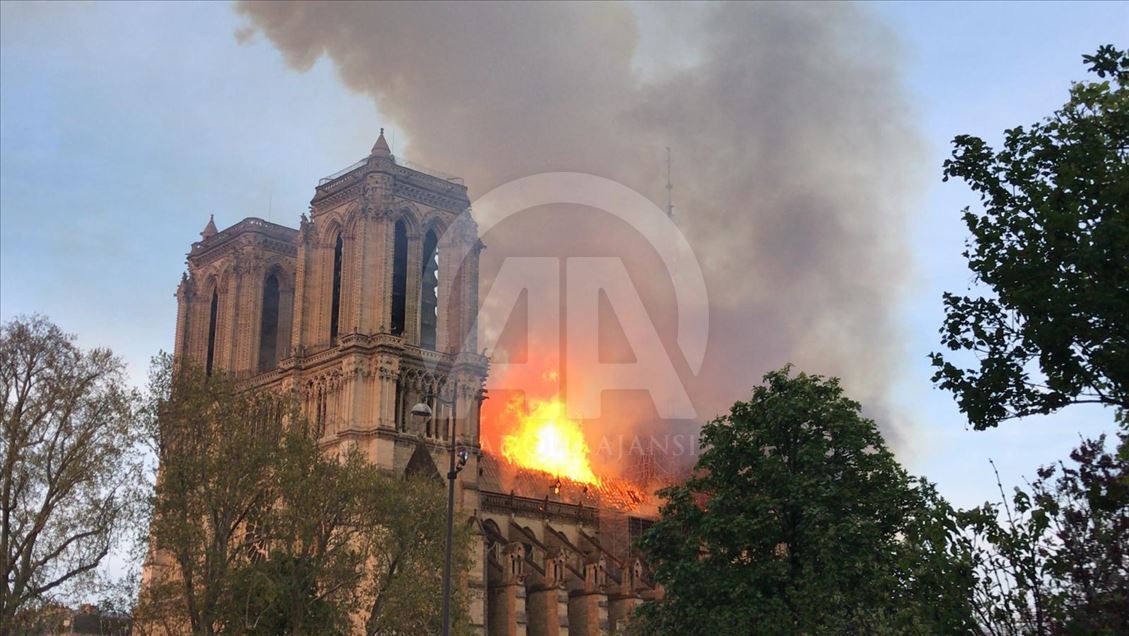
[{"left": 478, "top": 452, "right": 658, "bottom": 516}]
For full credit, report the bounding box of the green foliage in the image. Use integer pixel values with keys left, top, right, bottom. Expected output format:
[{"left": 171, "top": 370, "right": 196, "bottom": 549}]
[
  {"left": 363, "top": 471, "right": 474, "bottom": 636},
  {"left": 957, "top": 430, "right": 1128, "bottom": 634},
  {"left": 137, "top": 356, "right": 470, "bottom": 635},
  {"left": 931, "top": 45, "right": 1129, "bottom": 634},
  {"left": 224, "top": 551, "right": 340, "bottom": 635},
  {"left": 0, "top": 315, "right": 143, "bottom": 631},
  {"left": 932, "top": 45, "right": 1129, "bottom": 430},
  {"left": 218, "top": 433, "right": 380, "bottom": 635},
  {"left": 138, "top": 356, "right": 294, "bottom": 634},
  {"left": 634, "top": 367, "right": 977, "bottom": 634}
]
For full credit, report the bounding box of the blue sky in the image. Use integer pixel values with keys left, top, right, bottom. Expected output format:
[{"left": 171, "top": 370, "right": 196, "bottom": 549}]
[
  {"left": 873, "top": 1, "right": 1126, "bottom": 506},
  {"left": 1, "top": 1, "right": 1125, "bottom": 510}
]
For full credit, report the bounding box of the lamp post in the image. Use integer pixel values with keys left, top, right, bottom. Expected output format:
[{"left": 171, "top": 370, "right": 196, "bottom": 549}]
[{"left": 411, "top": 383, "right": 468, "bottom": 636}]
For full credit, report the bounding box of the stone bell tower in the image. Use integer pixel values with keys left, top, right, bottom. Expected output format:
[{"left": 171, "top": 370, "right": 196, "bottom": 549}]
[
  {"left": 174, "top": 128, "right": 488, "bottom": 482},
  {"left": 170, "top": 130, "right": 661, "bottom": 634}
]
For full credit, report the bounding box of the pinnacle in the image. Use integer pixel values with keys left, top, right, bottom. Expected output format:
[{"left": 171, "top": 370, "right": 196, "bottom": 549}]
[
  {"left": 371, "top": 127, "right": 391, "bottom": 157},
  {"left": 200, "top": 214, "right": 218, "bottom": 239}
]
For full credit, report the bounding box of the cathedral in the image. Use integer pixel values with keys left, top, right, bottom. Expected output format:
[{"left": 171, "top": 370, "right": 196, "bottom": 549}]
[{"left": 168, "top": 131, "right": 660, "bottom": 635}]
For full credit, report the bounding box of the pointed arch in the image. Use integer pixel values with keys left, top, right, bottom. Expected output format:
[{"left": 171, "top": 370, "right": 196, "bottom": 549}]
[
  {"left": 417, "top": 211, "right": 449, "bottom": 239},
  {"left": 257, "top": 271, "right": 281, "bottom": 371},
  {"left": 420, "top": 228, "right": 439, "bottom": 350},
  {"left": 482, "top": 518, "right": 504, "bottom": 545},
  {"left": 317, "top": 215, "right": 345, "bottom": 245},
  {"left": 260, "top": 260, "right": 295, "bottom": 369},
  {"left": 391, "top": 219, "right": 408, "bottom": 335},
  {"left": 330, "top": 233, "right": 344, "bottom": 344},
  {"left": 342, "top": 202, "right": 365, "bottom": 238},
  {"left": 390, "top": 204, "right": 422, "bottom": 234},
  {"left": 206, "top": 287, "right": 219, "bottom": 376}
]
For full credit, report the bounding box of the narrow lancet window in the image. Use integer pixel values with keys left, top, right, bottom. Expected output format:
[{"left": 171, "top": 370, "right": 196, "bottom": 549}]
[
  {"left": 420, "top": 230, "right": 439, "bottom": 350},
  {"left": 391, "top": 220, "right": 408, "bottom": 335},
  {"left": 330, "top": 234, "right": 343, "bottom": 344},
  {"left": 206, "top": 289, "right": 218, "bottom": 376},
  {"left": 258, "top": 273, "right": 280, "bottom": 371}
]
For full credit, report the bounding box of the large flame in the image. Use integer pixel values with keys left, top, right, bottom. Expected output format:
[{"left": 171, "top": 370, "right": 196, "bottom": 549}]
[{"left": 499, "top": 396, "right": 601, "bottom": 485}]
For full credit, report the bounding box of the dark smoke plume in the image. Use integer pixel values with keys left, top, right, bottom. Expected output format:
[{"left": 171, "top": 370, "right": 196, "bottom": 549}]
[{"left": 235, "top": 2, "right": 925, "bottom": 458}]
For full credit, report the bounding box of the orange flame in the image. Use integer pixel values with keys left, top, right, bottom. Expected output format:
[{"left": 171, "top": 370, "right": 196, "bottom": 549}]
[{"left": 499, "top": 396, "right": 601, "bottom": 485}]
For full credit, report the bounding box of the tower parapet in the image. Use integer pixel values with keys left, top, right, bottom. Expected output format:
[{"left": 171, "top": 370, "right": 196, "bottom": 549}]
[
  {"left": 175, "top": 130, "right": 485, "bottom": 471},
  {"left": 168, "top": 130, "right": 655, "bottom": 634}
]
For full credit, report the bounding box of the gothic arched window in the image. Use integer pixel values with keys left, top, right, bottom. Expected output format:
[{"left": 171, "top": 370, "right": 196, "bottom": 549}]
[
  {"left": 330, "top": 234, "right": 343, "bottom": 344},
  {"left": 391, "top": 220, "right": 408, "bottom": 335},
  {"left": 206, "top": 288, "right": 218, "bottom": 376},
  {"left": 258, "top": 272, "right": 280, "bottom": 371},
  {"left": 420, "top": 229, "right": 439, "bottom": 350}
]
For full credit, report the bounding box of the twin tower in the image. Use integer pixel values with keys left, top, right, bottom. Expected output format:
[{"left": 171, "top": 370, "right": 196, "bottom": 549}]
[
  {"left": 174, "top": 130, "right": 488, "bottom": 475},
  {"left": 172, "top": 132, "right": 660, "bottom": 634}
]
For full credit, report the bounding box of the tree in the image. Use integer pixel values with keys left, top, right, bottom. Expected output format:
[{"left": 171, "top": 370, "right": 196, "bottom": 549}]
[
  {"left": 0, "top": 315, "right": 142, "bottom": 632},
  {"left": 929, "top": 45, "right": 1129, "bottom": 634},
  {"left": 361, "top": 468, "right": 471, "bottom": 636},
  {"left": 634, "top": 367, "right": 976, "bottom": 634},
  {"left": 931, "top": 45, "right": 1129, "bottom": 430},
  {"left": 216, "top": 431, "right": 379, "bottom": 635},
  {"left": 958, "top": 432, "right": 1128, "bottom": 634},
  {"left": 136, "top": 355, "right": 470, "bottom": 634},
  {"left": 137, "top": 356, "right": 294, "bottom": 634}
]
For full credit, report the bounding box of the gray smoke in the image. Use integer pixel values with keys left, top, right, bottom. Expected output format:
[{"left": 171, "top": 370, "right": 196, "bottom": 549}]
[{"left": 235, "top": 1, "right": 925, "bottom": 455}]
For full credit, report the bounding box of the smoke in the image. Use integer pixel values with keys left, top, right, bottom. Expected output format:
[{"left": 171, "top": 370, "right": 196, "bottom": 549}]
[{"left": 235, "top": 2, "right": 925, "bottom": 459}]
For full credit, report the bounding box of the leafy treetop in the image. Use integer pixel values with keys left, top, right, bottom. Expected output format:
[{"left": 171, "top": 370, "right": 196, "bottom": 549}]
[
  {"left": 932, "top": 45, "right": 1128, "bottom": 429},
  {"left": 634, "top": 367, "right": 976, "bottom": 634}
]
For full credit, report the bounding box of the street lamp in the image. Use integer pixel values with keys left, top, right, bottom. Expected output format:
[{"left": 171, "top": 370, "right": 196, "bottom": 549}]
[
  {"left": 411, "top": 383, "right": 469, "bottom": 636},
  {"left": 410, "top": 400, "right": 433, "bottom": 420}
]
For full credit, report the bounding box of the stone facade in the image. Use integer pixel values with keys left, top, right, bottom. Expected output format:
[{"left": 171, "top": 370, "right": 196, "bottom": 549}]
[{"left": 167, "top": 132, "right": 658, "bottom": 635}]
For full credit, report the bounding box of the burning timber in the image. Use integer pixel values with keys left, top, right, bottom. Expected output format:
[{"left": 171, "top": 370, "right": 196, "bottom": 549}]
[{"left": 146, "top": 132, "right": 663, "bottom": 635}]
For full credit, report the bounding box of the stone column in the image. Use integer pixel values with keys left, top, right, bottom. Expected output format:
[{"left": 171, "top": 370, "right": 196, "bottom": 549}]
[
  {"left": 290, "top": 215, "right": 314, "bottom": 353},
  {"left": 607, "top": 559, "right": 647, "bottom": 635},
  {"left": 340, "top": 354, "right": 363, "bottom": 432},
  {"left": 347, "top": 213, "right": 366, "bottom": 335},
  {"left": 606, "top": 595, "right": 639, "bottom": 635},
  {"left": 365, "top": 215, "right": 391, "bottom": 335},
  {"left": 309, "top": 227, "right": 335, "bottom": 350},
  {"left": 567, "top": 594, "right": 606, "bottom": 636},
  {"left": 437, "top": 220, "right": 461, "bottom": 354},
  {"left": 488, "top": 543, "right": 529, "bottom": 636},
  {"left": 467, "top": 526, "right": 489, "bottom": 635},
  {"left": 568, "top": 558, "right": 609, "bottom": 636},
  {"left": 216, "top": 272, "right": 238, "bottom": 373},
  {"left": 277, "top": 271, "right": 295, "bottom": 360},
  {"left": 358, "top": 171, "right": 393, "bottom": 336},
  {"left": 174, "top": 274, "right": 192, "bottom": 360},
  {"left": 466, "top": 242, "right": 482, "bottom": 353},
  {"left": 234, "top": 252, "right": 263, "bottom": 374},
  {"left": 526, "top": 555, "right": 569, "bottom": 636},
  {"left": 405, "top": 227, "right": 422, "bottom": 347},
  {"left": 376, "top": 354, "right": 400, "bottom": 430}
]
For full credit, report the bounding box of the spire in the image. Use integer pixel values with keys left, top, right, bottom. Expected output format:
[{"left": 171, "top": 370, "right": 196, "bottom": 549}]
[
  {"left": 370, "top": 127, "right": 391, "bottom": 157},
  {"left": 200, "top": 214, "right": 218, "bottom": 239}
]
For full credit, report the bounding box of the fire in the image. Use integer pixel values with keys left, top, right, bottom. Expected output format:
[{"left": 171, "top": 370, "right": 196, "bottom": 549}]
[{"left": 500, "top": 396, "right": 601, "bottom": 485}]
